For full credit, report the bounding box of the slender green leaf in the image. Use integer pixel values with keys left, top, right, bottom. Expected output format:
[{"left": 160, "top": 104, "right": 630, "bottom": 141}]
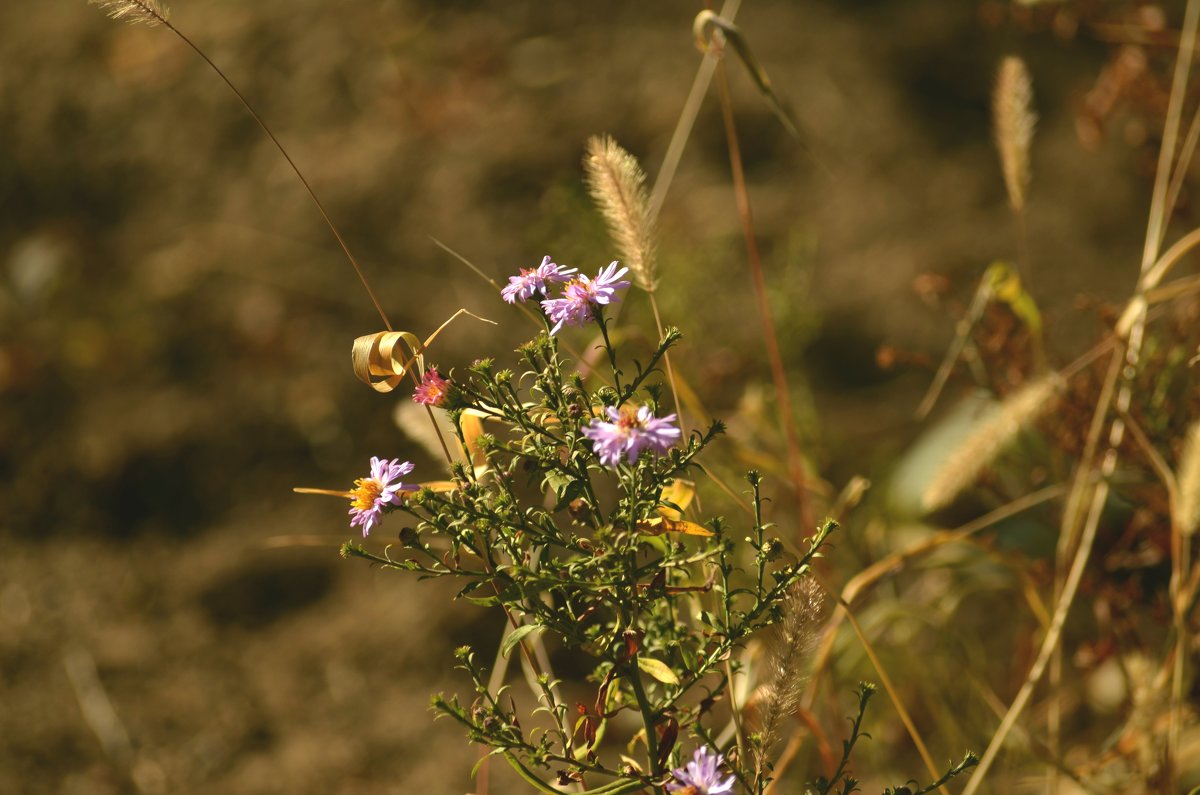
[{"left": 501, "top": 623, "right": 542, "bottom": 659}]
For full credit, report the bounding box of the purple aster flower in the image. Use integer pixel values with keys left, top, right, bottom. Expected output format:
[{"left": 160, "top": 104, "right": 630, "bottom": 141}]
[
  {"left": 348, "top": 456, "right": 415, "bottom": 537},
  {"left": 540, "top": 260, "right": 630, "bottom": 334},
  {"left": 413, "top": 368, "right": 451, "bottom": 407},
  {"left": 582, "top": 405, "right": 681, "bottom": 467},
  {"left": 540, "top": 282, "right": 595, "bottom": 334},
  {"left": 501, "top": 255, "right": 576, "bottom": 304},
  {"left": 667, "top": 746, "right": 735, "bottom": 795}
]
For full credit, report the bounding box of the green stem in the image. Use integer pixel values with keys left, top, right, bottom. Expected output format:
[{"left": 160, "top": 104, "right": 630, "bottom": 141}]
[
  {"left": 627, "top": 654, "right": 665, "bottom": 790},
  {"left": 596, "top": 315, "right": 623, "bottom": 396}
]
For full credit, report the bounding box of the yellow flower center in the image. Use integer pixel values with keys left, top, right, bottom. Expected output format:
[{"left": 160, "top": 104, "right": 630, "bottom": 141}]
[
  {"left": 614, "top": 408, "right": 643, "bottom": 432},
  {"left": 350, "top": 478, "right": 383, "bottom": 511}
]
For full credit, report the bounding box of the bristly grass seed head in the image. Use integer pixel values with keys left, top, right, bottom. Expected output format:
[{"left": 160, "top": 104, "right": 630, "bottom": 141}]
[
  {"left": 993, "top": 56, "right": 1036, "bottom": 214},
  {"left": 755, "top": 576, "right": 824, "bottom": 776},
  {"left": 923, "top": 374, "right": 1063, "bottom": 512},
  {"left": 584, "top": 135, "right": 658, "bottom": 292},
  {"left": 89, "top": 0, "right": 170, "bottom": 26},
  {"left": 1175, "top": 420, "right": 1200, "bottom": 536}
]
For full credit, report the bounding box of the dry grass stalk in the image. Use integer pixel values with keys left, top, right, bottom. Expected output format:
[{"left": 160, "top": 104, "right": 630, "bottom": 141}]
[
  {"left": 923, "top": 375, "right": 1063, "bottom": 512},
  {"left": 584, "top": 135, "right": 657, "bottom": 292},
  {"left": 755, "top": 577, "right": 823, "bottom": 773},
  {"left": 89, "top": 0, "right": 398, "bottom": 333},
  {"left": 993, "top": 56, "right": 1036, "bottom": 213},
  {"left": 1125, "top": 654, "right": 1167, "bottom": 784},
  {"left": 1175, "top": 421, "right": 1200, "bottom": 535},
  {"left": 89, "top": 0, "right": 169, "bottom": 26}
]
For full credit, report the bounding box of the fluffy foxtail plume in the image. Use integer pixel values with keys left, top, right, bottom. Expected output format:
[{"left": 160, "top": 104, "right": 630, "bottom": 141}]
[
  {"left": 1175, "top": 421, "right": 1200, "bottom": 535},
  {"left": 584, "top": 135, "right": 657, "bottom": 292},
  {"left": 754, "top": 577, "right": 823, "bottom": 774},
  {"left": 993, "top": 56, "right": 1036, "bottom": 213},
  {"left": 923, "top": 374, "right": 1063, "bottom": 512},
  {"left": 89, "top": 0, "right": 170, "bottom": 26}
]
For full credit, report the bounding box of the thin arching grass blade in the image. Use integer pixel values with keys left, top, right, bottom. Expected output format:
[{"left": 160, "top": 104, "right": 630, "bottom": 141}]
[{"left": 694, "top": 10, "right": 800, "bottom": 139}]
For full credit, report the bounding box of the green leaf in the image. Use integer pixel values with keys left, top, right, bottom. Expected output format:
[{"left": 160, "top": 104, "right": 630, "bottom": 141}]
[
  {"left": 636, "top": 656, "right": 680, "bottom": 686},
  {"left": 470, "top": 748, "right": 505, "bottom": 779},
  {"left": 985, "top": 261, "right": 1042, "bottom": 336},
  {"left": 552, "top": 478, "right": 586, "bottom": 512},
  {"left": 678, "top": 641, "right": 697, "bottom": 670},
  {"left": 502, "top": 753, "right": 562, "bottom": 794},
  {"left": 543, "top": 469, "right": 574, "bottom": 492},
  {"left": 640, "top": 534, "right": 670, "bottom": 556},
  {"left": 501, "top": 623, "right": 542, "bottom": 658},
  {"left": 459, "top": 581, "right": 501, "bottom": 607}
]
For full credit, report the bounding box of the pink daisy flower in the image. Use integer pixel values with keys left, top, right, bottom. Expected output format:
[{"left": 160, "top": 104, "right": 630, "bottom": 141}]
[
  {"left": 540, "top": 261, "right": 630, "bottom": 334},
  {"left": 413, "top": 368, "right": 451, "bottom": 407},
  {"left": 582, "top": 405, "right": 680, "bottom": 467},
  {"left": 348, "top": 457, "right": 415, "bottom": 536},
  {"left": 501, "top": 255, "right": 576, "bottom": 304}
]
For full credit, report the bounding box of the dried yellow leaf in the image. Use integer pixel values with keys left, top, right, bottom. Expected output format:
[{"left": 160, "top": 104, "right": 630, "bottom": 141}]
[
  {"left": 657, "top": 479, "right": 696, "bottom": 521},
  {"left": 636, "top": 517, "right": 714, "bottom": 537},
  {"left": 636, "top": 656, "right": 680, "bottom": 686},
  {"left": 352, "top": 330, "right": 425, "bottom": 394},
  {"left": 351, "top": 308, "right": 496, "bottom": 393}
]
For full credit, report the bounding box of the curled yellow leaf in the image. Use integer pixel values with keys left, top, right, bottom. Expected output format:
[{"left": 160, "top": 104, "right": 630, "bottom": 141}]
[
  {"left": 351, "top": 308, "right": 496, "bottom": 394},
  {"left": 352, "top": 330, "right": 425, "bottom": 394}
]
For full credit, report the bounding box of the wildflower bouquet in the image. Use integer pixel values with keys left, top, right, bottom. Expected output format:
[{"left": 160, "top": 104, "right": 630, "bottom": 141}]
[
  {"left": 329, "top": 245, "right": 976, "bottom": 793},
  {"left": 337, "top": 254, "right": 836, "bottom": 794}
]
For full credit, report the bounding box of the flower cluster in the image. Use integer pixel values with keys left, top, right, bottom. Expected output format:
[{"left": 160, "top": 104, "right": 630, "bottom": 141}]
[
  {"left": 348, "top": 456, "right": 414, "bottom": 536},
  {"left": 583, "top": 405, "right": 680, "bottom": 467},
  {"left": 331, "top": 250, "right": 938, "bottom": 795},
  {"left": 502, "top": 256, "right": 630, "bottom": 335},
  {"left": 346, "top": 258, "right": 650, "bottom": 538}
]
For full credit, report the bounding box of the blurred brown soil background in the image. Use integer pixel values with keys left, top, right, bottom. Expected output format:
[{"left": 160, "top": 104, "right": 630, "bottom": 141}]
[{"left": 0, "top": 1, "right": 1167, "bottom": 792}]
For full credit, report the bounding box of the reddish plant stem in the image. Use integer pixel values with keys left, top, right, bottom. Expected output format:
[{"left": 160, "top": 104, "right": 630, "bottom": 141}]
[{"left": 713, "top": 59, "right": 812, "bottom": 533}]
